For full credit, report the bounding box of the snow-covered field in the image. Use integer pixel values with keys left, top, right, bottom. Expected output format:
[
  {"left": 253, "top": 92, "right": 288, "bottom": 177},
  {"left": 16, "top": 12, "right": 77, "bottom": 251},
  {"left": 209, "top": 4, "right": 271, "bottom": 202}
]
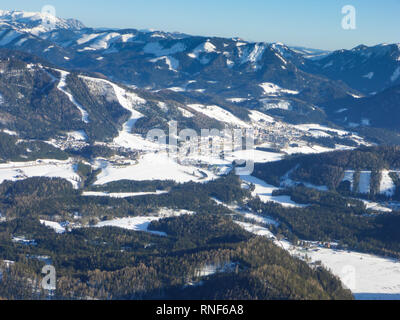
[
  {"left": 40, "top": 220, "right": 66, "bottom": 234},
  {"left": 223, "top": 176, "right": 400, "bottom": 300},
  {"left": 294, "top": 123, "right": 351, "bottom": 137},
  {"left": 236, "top": 210, "right": 278, "bottom": 227},
  {"left": 260, "top": 99, "right": 292, "bottom": 111},
  {"left": 292, "top": 246, "right": 400, "bottom": 300},
  {"left": 94, "top": 208, "right": 194, "bottom": 236},
  {"left": 358, "top": 171, "right": 371, "bottom": 194},
  {"left": 235, "top": 221, "right": 275, "bottom": 239},
  {"left": 82, "top": 190, "right": 168, "bottom": 198},
  {"left": 144, "top": 41, "right": 186, "bottom": 57},
  {"left": 194, "top": 262, "right": 237, "bottom": 278},
  {"left": 236, "top": 217, "right": 400, "bottom": 300},
  {"left": 226, "top": 97, "right": 249, "bottom": 104},
  {"left": 94, "top": 152, "right": 216, "bottom": 185},
  {"left": 214, "top": 198, "right": 278, "bottom": 227},
  {"left": 187, "top": 104, "right": 249, "bottom": 127},
  {"left": 195, "top": 264, "right": 219, "bottom": 277},
  {"left": 1, "top": 129, "right": 17, "bottom": 136},
  {"left": 282, "top": 144, "right": 333, "bottom": 155},
  {"left": 380, "top": 170, "right": 396, "bottom": 197},
  {"left": 77, "top": 32, "right": 135, "bottom": 51},
  {"left": 280, "top": 166, "right": 328, "bottom": 192},
  {"left": 0, "top": 159, "right": 80, "bottom": 188},
  {"left": 241, "top": 175, "right": 305, "bottom": 207},
  {"left": 361, "top": 199, "right": 392, "bottom": 213},
  {"left": 224, "top": 149, "right": 283, "bottom": 163},
  {"left": 248, "top": 110, "right": 275, "bottom": 124},
  {"left": 342, "top": 169, "right": 398, "bottom": 198}
]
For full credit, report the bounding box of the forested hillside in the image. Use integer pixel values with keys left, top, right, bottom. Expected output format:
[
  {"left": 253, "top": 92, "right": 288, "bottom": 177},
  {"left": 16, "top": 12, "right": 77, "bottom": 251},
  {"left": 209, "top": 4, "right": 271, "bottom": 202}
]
[
  {"left": 0, "top": 175, "right": 352, "bottom": 300},
  {"left": 254, "top": 146, "right": 400, "bottom": 199}
]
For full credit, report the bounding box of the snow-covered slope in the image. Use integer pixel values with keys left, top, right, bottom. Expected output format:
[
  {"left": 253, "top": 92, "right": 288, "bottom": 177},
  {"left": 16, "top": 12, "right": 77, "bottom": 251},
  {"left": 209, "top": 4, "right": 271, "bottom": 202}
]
[
  {"left": 304, "top": 43, "right": 400, "bottom": 94},
  {"left": 94, "top": 152, "right": 217, "bottom": 185},
  {"left": 0, "top": 159, "right": 81, "bottom": 188},
  {"left": 94, "top": 208, "right": 194, "bottom": 236},
  {"left": 0, "top": 10, "right": 358, "bottom": 119},
  {"left": 380, "top": 170, "right": 396, "bottom": 197},
  {"left": 187, "top": 104, "right": 249, "bottom": 128},
  {"left": 0, "top": 10, "right": 85, "bottom": 35},
  {"left": 237, "top": 213, "right": 400, "bottom": 300},
  {"left": 56, "top": 70, "right": 90, "bottom": 123}
]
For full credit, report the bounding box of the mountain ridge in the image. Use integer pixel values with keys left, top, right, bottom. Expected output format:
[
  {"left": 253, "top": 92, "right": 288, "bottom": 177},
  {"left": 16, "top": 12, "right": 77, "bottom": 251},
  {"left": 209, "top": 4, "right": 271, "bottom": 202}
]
[{"left": 0, "top": 10, "right": 398, "bottom": 144}]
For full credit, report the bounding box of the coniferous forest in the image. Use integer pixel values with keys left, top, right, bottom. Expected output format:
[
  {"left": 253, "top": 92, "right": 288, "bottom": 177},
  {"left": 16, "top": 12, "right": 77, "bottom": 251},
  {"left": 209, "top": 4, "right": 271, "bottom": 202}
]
[{"left": 0, "top": 174, "right": 353, "bottom": 300}]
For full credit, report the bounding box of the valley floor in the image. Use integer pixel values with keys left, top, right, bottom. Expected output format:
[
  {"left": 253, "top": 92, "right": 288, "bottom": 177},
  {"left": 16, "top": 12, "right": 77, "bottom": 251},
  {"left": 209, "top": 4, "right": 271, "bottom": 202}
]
[
  {"left": 0, "top": 115, "right": 398, "bottom": 299},
  {"left": 236, "top": 212, "right": 400, "bottom": 300}
]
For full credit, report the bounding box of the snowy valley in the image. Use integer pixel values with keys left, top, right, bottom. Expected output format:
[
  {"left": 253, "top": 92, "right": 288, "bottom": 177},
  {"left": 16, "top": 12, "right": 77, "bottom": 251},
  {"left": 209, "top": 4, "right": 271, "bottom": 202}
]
[{"left": 0, "top": 9, "right": 399, "bottom": 301}]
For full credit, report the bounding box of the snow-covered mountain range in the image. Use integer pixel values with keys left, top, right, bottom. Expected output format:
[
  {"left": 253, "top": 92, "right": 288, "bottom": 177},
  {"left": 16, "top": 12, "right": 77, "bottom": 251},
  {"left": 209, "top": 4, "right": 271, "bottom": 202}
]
[
  {"left": 0, "top": 9, "right": 84, "bottom": 34},
  {"left": 0, "top": 10, "right": 399, "bottom": 142}
]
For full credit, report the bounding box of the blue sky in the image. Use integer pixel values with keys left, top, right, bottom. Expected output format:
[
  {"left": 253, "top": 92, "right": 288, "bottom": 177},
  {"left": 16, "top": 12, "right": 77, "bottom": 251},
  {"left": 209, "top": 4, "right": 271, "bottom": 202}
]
[{"left": 2, "top": 0, "right": 399, "bottom": 50}]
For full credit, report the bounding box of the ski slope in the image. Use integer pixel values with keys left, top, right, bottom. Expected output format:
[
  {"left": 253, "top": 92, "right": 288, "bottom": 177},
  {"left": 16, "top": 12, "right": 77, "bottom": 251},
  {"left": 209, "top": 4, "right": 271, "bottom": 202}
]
[
  {"left": 187, "top": 104, "right": 249, "bottom": 127},
  {"left": 259, "top": 82, "right": 299, "bottom": 96},
  {"left": 79, "top": 75, "right": 156, "bottom": 151},
  {"left": 95, "top": 216, "right": 168, "bottom": 236},
  {"left": 56, "top": 70, "right": 90, "bottom": 123},
  {"left": 380, "top": 170, "right": 396, "bottom": 196}
]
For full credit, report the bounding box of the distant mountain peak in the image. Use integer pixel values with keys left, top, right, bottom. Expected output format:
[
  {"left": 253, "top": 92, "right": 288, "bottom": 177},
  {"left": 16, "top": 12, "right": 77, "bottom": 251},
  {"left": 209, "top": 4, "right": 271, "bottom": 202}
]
[{"left": 0, "top": 9, "right": 85, "bottom": 35}]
